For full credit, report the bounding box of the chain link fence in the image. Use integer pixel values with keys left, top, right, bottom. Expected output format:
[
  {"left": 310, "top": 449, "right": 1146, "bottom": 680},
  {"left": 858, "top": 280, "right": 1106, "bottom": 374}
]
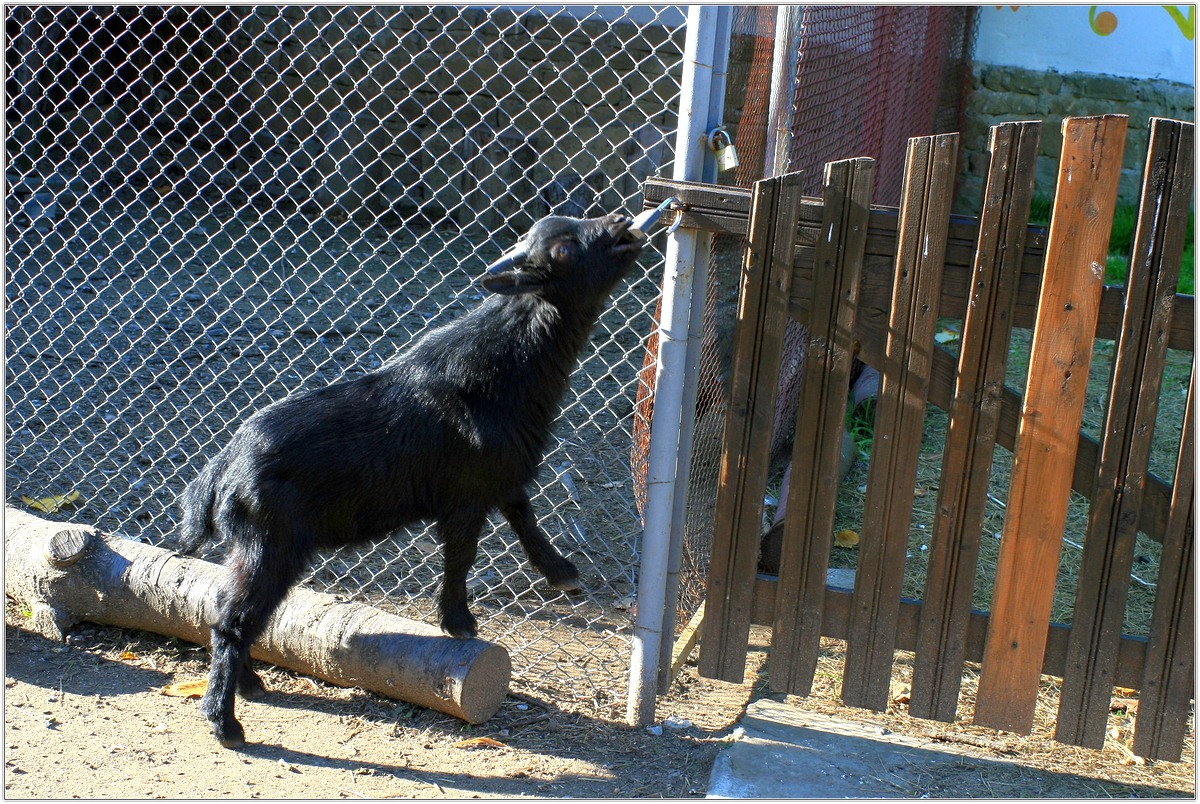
[
  {"left": 664, "top": 6, "right": 979, "bottom": 621},
  {"left": 5, "top": 5, "right": 688, "bottom": 716}
]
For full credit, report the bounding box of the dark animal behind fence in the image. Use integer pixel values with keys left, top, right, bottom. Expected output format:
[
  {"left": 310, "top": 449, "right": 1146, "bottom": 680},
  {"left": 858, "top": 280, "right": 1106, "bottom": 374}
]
[{"left": 176, "top": 211, "right": 648, "bottom": 748}]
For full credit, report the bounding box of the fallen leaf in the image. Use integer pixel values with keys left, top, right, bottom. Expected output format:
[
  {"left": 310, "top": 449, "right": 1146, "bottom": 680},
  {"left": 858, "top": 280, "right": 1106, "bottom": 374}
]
[
  {"left": 21, "top": 491, "right": 82, "bottom": 514},
  {"left": 834, "top": 530, "right": 860, "bottom": 548},
  {"left": 159, "top": 679, "right": 209, "bottom": 699},
  {"left": 118, "top": 651, "right": 138, "bottom": 661},
  {"left": 452, "top": 736, "right": 506, "bottom": 749},
  {"left": 1110, "top": 698, "right": 1137, "bottom": 715},
  {"left": 412, "top": 539, "right": 439, "bottom": 555}
]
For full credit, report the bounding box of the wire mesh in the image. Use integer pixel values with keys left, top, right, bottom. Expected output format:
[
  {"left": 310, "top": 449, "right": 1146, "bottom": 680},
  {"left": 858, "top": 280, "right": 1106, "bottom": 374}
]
[
  {"left": 670, "top": 5, "right": 979, "bottom": 622},
  {"left": 5, "top": 4, "right": 688, "bottom": 717}
]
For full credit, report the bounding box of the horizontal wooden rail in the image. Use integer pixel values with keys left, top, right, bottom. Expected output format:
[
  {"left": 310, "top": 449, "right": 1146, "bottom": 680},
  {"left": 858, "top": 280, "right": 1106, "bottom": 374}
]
[
  {"left": 749, "top": 576, "right": 1157, "bottom": 692},
  {"left": 643, "top": 178, "right": 1195, "bottom": 352}
]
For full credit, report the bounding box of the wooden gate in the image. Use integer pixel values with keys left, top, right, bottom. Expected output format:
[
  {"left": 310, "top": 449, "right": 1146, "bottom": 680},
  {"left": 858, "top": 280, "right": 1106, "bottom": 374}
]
[{"left": 644, "top": 115, "right": 1194, "bottom": 761}]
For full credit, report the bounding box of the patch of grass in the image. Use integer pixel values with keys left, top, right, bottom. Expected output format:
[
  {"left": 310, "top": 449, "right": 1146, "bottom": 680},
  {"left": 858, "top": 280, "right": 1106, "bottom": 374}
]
[{"left": 846, "top": 397, "right": 876, "bottom": 459}]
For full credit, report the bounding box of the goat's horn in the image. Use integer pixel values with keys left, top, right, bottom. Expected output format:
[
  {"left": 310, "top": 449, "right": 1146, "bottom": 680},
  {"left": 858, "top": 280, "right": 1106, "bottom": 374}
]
[
  {"left": 629, "top": 196, "right": 680, "bottom": 239},
  {"left": 485, "top": 242, "right": 528, "bottom": 274}
]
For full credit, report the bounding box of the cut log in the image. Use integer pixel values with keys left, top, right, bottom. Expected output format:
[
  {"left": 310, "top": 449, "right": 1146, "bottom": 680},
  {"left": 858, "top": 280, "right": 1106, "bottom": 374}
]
[{"left": 3, "top": 506, "right": 510, "bottom": 724}]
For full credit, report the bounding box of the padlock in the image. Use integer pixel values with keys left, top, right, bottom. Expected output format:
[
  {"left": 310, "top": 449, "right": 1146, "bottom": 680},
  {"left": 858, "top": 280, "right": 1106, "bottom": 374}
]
[
  {"left": 709, "top": 127, "right": 740, "bottom": 173},
  {"left": 717, "top": 140, "right": 740, "bottom": 172}
]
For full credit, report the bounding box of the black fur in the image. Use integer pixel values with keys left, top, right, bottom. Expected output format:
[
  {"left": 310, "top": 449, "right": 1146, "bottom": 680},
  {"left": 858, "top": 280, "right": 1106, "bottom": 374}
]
[{"left": 177, "top": 212, "right": 645, "bottom": 747}]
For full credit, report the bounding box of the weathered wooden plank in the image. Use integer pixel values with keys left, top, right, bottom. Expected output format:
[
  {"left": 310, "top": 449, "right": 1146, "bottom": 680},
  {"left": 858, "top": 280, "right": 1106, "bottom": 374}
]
[
  {"left": 974, "top": 115, "right": 1128, "bottom": 734},
  {"left": 698, "top": 172, "right": 806, "bottom": 683},
  {"left": 750, "top": 576, "right": 1157, "bottom": 691},
  {"left": 643, "top": 178, "right": 1195, "bottom": 352},
  {"left": 1057, "top": 118, "right": 1195, "bottom": 748},
  {"left": 1134, "top": 363, "right": 1195, "bottom": 761},
  {"left": 670, "top": 601, "right": 707, "bottom": 682},
  {"left": 769, "top": 157, "right": 875, "bottom": 696},
  {"left": 911, "top": 121, "right": 1042, "bottom": 722},
  {"left": 842, "top": 134, "right": 960, "bottom": 711}
]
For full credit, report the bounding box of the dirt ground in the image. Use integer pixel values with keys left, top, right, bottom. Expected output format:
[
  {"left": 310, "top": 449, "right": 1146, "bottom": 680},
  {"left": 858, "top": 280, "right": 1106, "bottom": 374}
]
[{"left": 5, "top": 602, "right": 1195, "bottom": 799}]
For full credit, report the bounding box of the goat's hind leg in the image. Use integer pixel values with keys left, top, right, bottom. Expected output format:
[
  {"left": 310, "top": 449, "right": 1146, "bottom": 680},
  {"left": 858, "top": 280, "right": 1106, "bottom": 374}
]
[
  {"left": 201, "top": 529, "right": 307, "bottom": 748},
  {"left": 500, "top": 497, "right": 580, "bottom": 591}
]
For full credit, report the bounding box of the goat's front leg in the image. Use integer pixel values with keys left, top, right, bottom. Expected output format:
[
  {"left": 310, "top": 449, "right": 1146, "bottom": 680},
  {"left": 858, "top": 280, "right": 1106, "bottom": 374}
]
[
  {"left": 499, "top": 496, "right": 580, "bottom": 591},
  {"left": 437, "top": 511, "right": 487, "bottom": 639}
]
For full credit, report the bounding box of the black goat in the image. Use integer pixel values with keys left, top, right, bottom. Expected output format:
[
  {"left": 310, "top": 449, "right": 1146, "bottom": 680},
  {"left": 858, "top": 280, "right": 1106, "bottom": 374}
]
[{"left": 177, "top": 212, "right": 647, "bottom": 747}]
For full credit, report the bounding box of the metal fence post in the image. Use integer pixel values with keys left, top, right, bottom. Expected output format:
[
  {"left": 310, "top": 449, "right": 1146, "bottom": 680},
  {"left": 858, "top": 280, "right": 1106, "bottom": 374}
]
[
  {"left": 627, "top": 4, "right": 731, "bottom": 727},
  {"left": 654, "top": 7, "right": 732, "bottom": 695}
]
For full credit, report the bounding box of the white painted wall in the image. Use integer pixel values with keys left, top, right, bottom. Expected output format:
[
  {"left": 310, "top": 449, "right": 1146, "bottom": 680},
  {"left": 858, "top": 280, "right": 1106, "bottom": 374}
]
[{"left": 975, "top": 5, "right": 1196, "bottom": 84}]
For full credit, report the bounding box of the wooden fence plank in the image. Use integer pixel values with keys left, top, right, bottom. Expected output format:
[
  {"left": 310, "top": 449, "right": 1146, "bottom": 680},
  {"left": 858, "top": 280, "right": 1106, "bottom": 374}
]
[
  {"left": 842, "top": 134, "right": 959, "bottom": 710},
  {"left": 769, "top": 157, "right": 875, "bottom": 696},
  {"left": 698, "top": 172, "right": 806, "bottom": 682},
  {"left": 974, "top": 115, "right": 1128, "bottom": 734},
  {"left": 911, "top": 121, "right": 1042, "bottom": 722},
  {"left": 1057, "top": 118, "right": 1195, "bottom": 748},
  {"left": 1134, "top": 363, "right": 1195, "bottom": 761}
]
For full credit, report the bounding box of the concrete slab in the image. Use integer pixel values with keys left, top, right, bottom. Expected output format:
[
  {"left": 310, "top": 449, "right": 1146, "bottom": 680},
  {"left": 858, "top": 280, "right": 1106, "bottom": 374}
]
[
  {"left": 707, "top": 697, "right": 1190, "bottom": 799},
  {"left": 706, "top": 698, "right": 1029, "bottom": 799}
]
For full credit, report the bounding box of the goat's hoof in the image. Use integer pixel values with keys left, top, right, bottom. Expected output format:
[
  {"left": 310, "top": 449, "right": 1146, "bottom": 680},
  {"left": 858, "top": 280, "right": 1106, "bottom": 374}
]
[
  {"left": 440, "top": 610, "right": 477, "bottom": 640},
  {"left": 212, "top": 720, "right": 246, "bottom": 749},
  {"left": 542, "top": 561, "right": 581, "bottom": 592},
  {"left": 237, "top": 671, "right": 268, "bottom": 700}
]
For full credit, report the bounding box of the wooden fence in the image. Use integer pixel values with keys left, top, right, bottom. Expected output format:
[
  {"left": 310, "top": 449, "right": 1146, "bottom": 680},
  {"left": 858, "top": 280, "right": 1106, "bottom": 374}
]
[{"left": 642, "top": 115, "right": 1194, "bottom": 761}]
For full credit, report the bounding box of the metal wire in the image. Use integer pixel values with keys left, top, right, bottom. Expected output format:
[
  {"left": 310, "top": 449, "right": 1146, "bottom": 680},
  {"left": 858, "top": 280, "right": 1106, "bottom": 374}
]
[
  {"left": 668, "top": 6, "right": 979, "bottom": 623},
  {"left": 5, "top": 5, "right": 687, "bottom": 716}
]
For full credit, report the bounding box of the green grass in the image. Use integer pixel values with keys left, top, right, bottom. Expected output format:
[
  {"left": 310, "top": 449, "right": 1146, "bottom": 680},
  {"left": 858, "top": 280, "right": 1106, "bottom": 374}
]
[{"left": 1028, "top": 195, "right": 1195, "bottom": 294}]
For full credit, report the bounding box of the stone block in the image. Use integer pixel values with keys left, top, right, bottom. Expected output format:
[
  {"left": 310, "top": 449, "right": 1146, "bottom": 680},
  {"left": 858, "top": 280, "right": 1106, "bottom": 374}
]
[
  {"left": 1137, "top": 82, "right": 1196, "bottom": 118},
  {"left": 1034, "top": 155, "right": 1059, "bottom": 194},
  {"left": 978, "top": 65, "right": 1040, "bottom": 95},
  {"left": 976, "top": 90, "right": 1042, "bottom": 117},
  {"left": 953, "top": 174, "right": 984, "bottom": 216},
  {"left": 1067, "top": 72, "right": 1137, "bottom": 102},
  {"left": 1038, "top": 119, "right": 1064, "bottom": 159}
]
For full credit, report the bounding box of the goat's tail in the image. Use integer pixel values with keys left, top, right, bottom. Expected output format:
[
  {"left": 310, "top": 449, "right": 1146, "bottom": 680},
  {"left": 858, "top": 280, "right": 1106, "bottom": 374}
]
[{"left": 176, "top": 459, "right": 221, "bottom": 554}]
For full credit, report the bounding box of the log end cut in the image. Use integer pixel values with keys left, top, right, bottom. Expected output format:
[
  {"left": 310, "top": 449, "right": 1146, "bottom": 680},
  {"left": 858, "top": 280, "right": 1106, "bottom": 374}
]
[{"left": 452, "top": 641, "right": 513, "bottom": 724}]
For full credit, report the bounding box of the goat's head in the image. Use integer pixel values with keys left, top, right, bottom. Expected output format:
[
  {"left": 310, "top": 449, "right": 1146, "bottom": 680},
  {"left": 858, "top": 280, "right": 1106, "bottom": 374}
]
[{"left": 480, "top": 213, "right": 644, "bottom": 298}]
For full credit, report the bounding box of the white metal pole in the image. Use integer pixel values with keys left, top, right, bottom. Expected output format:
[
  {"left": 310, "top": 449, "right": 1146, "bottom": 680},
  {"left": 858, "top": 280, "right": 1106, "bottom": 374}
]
[
  {"left": 627, "top": 3, "right": 724, "bottom": 727},
  {"left": 655, "top": 5, "right": 731, "bottom": 694},
  {"left": 766, "top": 5, "right": 802, "bottom": 177}
]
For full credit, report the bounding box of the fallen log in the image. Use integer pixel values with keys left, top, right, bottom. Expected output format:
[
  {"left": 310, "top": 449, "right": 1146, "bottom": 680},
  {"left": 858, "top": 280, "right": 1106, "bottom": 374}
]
[{"left": 3, "top": 505, "right": 510, "bottom": 724}]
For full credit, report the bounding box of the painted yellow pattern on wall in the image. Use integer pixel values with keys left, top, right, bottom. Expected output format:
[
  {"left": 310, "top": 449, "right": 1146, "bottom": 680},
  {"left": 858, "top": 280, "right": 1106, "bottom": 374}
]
[
  {"left": 999, "top": 5, "right": 1195, "bottom": 41},
  {"left": 1087, "top": 5, "right": 1195, "bottom": 39}
]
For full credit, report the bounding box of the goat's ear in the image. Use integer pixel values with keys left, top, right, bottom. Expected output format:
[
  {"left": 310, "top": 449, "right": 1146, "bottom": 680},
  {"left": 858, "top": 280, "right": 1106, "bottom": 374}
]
[{"left": 480, "top": 270, "right": 544, "bottom": 296}]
